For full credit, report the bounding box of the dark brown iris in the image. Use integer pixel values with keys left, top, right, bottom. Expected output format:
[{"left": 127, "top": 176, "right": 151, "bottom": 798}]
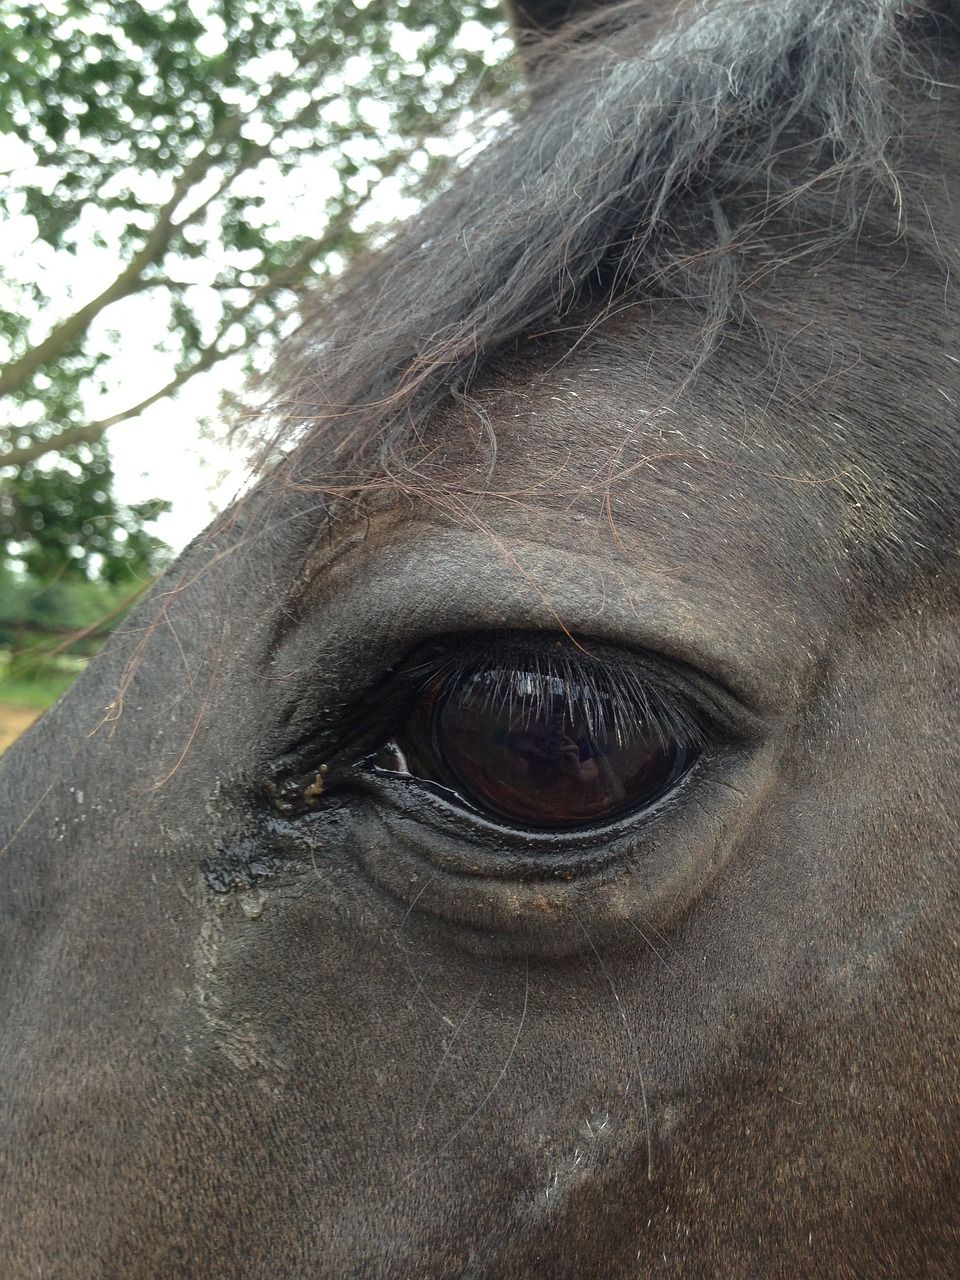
[{"left": 378, "top": 654, "right": 696, "bottom": 830}]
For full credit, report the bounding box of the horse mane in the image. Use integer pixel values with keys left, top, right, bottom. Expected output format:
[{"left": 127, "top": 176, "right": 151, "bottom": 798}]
[{"left": 263, "top": 0, "right": 959, "bottom": 490}]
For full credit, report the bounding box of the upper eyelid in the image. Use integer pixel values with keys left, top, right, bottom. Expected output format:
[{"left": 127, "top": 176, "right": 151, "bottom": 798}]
[{"left": 273, "top": 526, "right": 793, "bottom": 717}]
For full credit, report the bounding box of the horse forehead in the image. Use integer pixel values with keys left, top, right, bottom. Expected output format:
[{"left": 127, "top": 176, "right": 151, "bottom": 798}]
[
  {"left": 452, "top": 296, "right": 960, "bottom": 568},
  {"left": 452, "top": 354, "right": 875, "bottom": 557}
]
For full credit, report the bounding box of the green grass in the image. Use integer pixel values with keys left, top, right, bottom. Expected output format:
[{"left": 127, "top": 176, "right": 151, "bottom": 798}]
[{"left": 0, "top": 661, "right": 85, "bottom": 711}]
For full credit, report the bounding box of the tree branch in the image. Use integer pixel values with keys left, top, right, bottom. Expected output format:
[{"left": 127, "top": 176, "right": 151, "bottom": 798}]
[
  {"left": 0, "top": 347, "right": 232, "bottom": 468},
  {"left": 0, "top": 107, "right": 263, "bottom": 402},
  {"left": 0, "top": 211, "right": 359, "bottom": 469}
]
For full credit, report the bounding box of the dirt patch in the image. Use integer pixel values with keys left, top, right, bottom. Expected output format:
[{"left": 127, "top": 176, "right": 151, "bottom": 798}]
[{"left": 0, "top": 703, "right": 42, "bottom": 755}]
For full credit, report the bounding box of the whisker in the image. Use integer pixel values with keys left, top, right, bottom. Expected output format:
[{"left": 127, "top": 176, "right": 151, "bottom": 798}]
[
  {"left": 394, "top": 876, "right": 443, "bottom": 1015},
  {"left": 414, "top": 960, "right": 492, "bottom": 1134},
  {"left": 624, "top": 913, "right": 675, "bottom": 971},
  {"left": 574, "top": 910, "right": 653, "bottom": 1181},
  {"left": 400, "top": 874, "right": 436, "bottom": 928},
  {"left": 405, "top": 955, "right": 529, "bottom": 1181}
]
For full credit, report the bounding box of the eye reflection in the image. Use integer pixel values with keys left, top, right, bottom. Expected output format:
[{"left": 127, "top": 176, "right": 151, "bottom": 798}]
[{"left": 374, "top": 647, "right": 700, "bottom": 830}]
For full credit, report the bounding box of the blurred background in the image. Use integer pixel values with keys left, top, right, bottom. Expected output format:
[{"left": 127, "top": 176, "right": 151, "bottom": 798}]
[{"left": 0, "top": 0, "right": 514, "bottom": 752}]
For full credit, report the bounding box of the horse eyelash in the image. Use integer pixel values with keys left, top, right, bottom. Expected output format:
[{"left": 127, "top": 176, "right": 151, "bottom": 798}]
[{"left": 398, "top": 641, "right": 710, "bottom": 753}]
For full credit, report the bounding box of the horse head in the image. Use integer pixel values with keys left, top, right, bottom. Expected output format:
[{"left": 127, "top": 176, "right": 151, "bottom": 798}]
[{"left": 2, "top": 2, "right": 958, "bottom": 1274}]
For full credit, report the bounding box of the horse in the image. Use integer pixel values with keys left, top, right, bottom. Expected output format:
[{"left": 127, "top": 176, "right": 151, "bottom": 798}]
[{"left": 1, "top": 0, "right": 958, "bottom": 1274}]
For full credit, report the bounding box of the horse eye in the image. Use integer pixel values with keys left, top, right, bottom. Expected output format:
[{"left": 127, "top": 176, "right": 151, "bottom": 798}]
[{"left": 371, "top": 650, "right": 700, "bottom": 830}]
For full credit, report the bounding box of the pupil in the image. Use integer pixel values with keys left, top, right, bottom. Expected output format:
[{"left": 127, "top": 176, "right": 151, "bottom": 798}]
[{"left": 429, "top": 665, "right": 686, "bottom": 828}]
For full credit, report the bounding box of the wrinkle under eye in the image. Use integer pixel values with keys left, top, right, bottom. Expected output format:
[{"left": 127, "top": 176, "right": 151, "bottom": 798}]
[{"left": 372, "top": 642, "right": 701, "bottom": 830}]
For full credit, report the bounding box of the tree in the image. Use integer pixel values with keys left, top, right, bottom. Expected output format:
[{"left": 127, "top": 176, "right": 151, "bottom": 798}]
[
  {"left": 0, "top": 0, "right": 512, "bottom": 583},
  {"left": 0, "top": 439, "right": 170, "bottom": 582}
]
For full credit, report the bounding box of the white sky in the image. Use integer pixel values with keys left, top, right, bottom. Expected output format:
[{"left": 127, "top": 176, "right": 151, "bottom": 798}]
[{"left": 105, "top": 366, "right": 250, "bottom": 553}]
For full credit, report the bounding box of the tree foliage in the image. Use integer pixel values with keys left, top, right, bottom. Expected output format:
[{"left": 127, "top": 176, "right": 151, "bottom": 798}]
[
  {"left": 0, "top": 440, "right": 170, "bottom": 582},
  {"left": 0, "top": 0, "right": 512, "bottom": 589}
]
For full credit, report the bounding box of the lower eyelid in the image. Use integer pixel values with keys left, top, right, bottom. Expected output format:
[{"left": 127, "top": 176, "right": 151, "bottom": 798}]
[
  {"left": 317, "top": 743, "right": 767, "bottom": 960},
  {"left": 353, "top": 744, "right": 713, "bottom": 868}
]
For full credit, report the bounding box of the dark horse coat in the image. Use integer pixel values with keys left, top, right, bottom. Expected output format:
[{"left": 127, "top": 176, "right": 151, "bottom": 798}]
[{"left": 1, "top": 1, "right": 958, "bottom": 1275}]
